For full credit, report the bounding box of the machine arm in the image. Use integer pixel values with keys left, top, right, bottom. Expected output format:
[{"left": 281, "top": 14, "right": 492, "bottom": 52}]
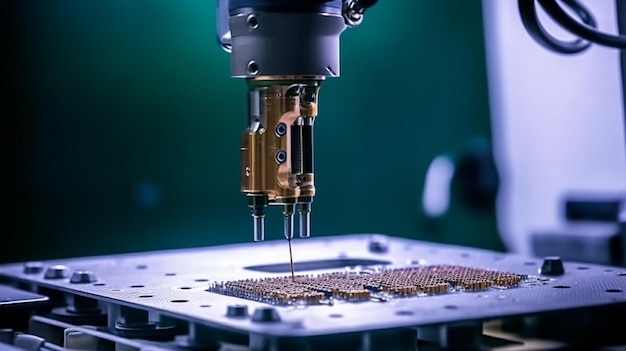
[{"left": 216, "top": 0, "right": 376, "bottom": 242}]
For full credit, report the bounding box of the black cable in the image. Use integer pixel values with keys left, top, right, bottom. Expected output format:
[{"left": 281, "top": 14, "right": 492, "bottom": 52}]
[
  {"left": 539, "top": 0, "right": 626, "bottom": 49},
  {"left": 519, "top": 0, "right": 626, "bottom": 53},
  {"left": 518, "top": 0, "right": 594, "bottom": 54}
]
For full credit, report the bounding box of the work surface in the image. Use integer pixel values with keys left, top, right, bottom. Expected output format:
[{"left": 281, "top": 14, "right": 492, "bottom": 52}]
[{"left": 1, "top": 234, "right": 625, "bottom": 339}]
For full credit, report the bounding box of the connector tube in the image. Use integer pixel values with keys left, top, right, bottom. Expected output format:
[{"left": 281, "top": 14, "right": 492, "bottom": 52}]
[
  {"left": 302, "top": 125, "right": 314, "bottom": 174},
  {"left": 283, "top": 213, "right": 294, "bottom": 240},
  {"left": 298, "top": 203, "right": 311, "bottom": 238},
  {"left": 253, "top": 215, "right": 265, "bottom": 241}
]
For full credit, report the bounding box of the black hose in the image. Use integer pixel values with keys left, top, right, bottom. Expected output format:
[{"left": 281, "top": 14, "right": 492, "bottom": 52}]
[
  {"left": 539, "top": 0, "right": 626, "bottom": 49},
  {"left": 518, "top": 0, "right": 626, "bottom": 54},
  {"left": 518, "top": 0, "right": 593, "bottom": 54}
]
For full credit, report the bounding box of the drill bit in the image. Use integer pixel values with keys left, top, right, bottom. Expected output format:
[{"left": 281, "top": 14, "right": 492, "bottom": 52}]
[{"left": 283, "top": 204, "right": 295, "bottom": 281}]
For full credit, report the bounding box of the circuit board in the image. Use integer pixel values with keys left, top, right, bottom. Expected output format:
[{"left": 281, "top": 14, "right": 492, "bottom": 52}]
[
  {"left": 0, "top": 234, "right": 625, "bottom": 346},
  {"left": 209, "top": 265, "right": 525, "bottom": 305}
]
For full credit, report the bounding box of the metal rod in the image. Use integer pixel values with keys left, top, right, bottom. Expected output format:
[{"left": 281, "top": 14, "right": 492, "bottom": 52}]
[
  {"left": 301, "top": 124, "right": 314, "bottom": 174},
  {"left": 298, "top": 203, "right": 311, "bottom": 238},
  {"left": 283, "top": 213, "right": 294, "bottom": 240},
  {"left": 283, "top": 204, "right": 294, "bottom": 240},
  {"left": 617, "top": 0, "right": 626, "bottom": 170},
  {"left": 253, "top": 215, "right": 265, "bottom": 241},
  {"left": 288, "top": 238, "right": 295, "bottom": 281},
  {"left": 282, "top": 204, "right": 296, "bottom": 280}
]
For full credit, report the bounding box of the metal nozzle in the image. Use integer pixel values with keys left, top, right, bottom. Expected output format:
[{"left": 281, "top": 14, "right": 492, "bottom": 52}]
[
  {"left": 253, "top": 214, "right": 265, "bottom": 241},
  {"left": 297, "top": 203, "right": 311, "bottom": 238},
  {"left": 283, "top": 205, "right": 294, "bottom": 240},
  {"left": 248, "top": 194, "right": 267, "bottom": 242}
]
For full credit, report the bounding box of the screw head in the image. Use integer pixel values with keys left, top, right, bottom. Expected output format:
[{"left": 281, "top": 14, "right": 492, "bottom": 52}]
[
  {"left": 540, "top": 256, "right": 565, "bottom": 276},
  {"left": 275, "top": 123, "right": 287, "bottom": 137},
  {"left": 70, "top": 270, "right": 97, "bottom": 284},
  {"left": 23, "top": 262, "right": 43, "bottom": 274},
  {"left": 246, "top": 14, "right": 259, "bottom": 30},
  {"left": 246, "top": 60, "right": 259, "bottom": 75},
  {"left": 251, "top": 307, "right": 281, "bottom": 323},
  {"left": 368, "top": 235, "right": 389, "bottom": 253},
  {"left": 275, "top": 150, "right": 287, "bottom": 164},
  {"left": 44, "top": 265, "right": 70, "bottom": 279},
  {"left": 226, "top": 304, "right": 248, "bottom": 318}
]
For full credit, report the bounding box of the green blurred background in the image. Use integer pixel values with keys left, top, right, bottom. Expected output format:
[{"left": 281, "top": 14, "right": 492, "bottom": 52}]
[{"left": 3, "top": 0, "right": 503, "bottom": 263}]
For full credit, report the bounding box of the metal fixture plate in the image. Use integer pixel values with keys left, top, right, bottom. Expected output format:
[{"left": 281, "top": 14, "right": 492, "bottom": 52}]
[
  {"left": 0, "top": 285, "right": 49, "bottom": 310},
  {"left": 0, "top": 234, "right": 625, "bottom": 338}
]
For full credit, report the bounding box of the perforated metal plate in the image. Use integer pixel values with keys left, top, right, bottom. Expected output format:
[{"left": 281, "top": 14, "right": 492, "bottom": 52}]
[
  {"left": 1, "top": 234, "right": 625, "bottom": 338},
  {"left": 0, "top": 285, "right": 48, "bottom": 310}
]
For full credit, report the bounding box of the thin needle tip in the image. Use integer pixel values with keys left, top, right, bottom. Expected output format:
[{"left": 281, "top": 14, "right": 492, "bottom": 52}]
[{"left": 288, "top": 238, "right": 295, "bottom": 282}]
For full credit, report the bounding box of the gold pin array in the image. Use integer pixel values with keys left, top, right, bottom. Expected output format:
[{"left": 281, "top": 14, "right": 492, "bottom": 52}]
[{"left": 208, "top": 265, "right": 523, "bottom": 305}]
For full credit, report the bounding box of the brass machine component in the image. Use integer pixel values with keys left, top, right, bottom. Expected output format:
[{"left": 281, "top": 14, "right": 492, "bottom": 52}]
[
  {"left": 241, "top": 77, "right": 321, "bottom": 242},
  {"left": 219, "top": 0, "right": 377, "bottom": 281}
]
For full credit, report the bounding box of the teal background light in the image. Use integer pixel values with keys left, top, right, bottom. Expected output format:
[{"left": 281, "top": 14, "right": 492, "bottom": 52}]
[{"left": 4, "top": 0, "right": 502, "bottom": 263}]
